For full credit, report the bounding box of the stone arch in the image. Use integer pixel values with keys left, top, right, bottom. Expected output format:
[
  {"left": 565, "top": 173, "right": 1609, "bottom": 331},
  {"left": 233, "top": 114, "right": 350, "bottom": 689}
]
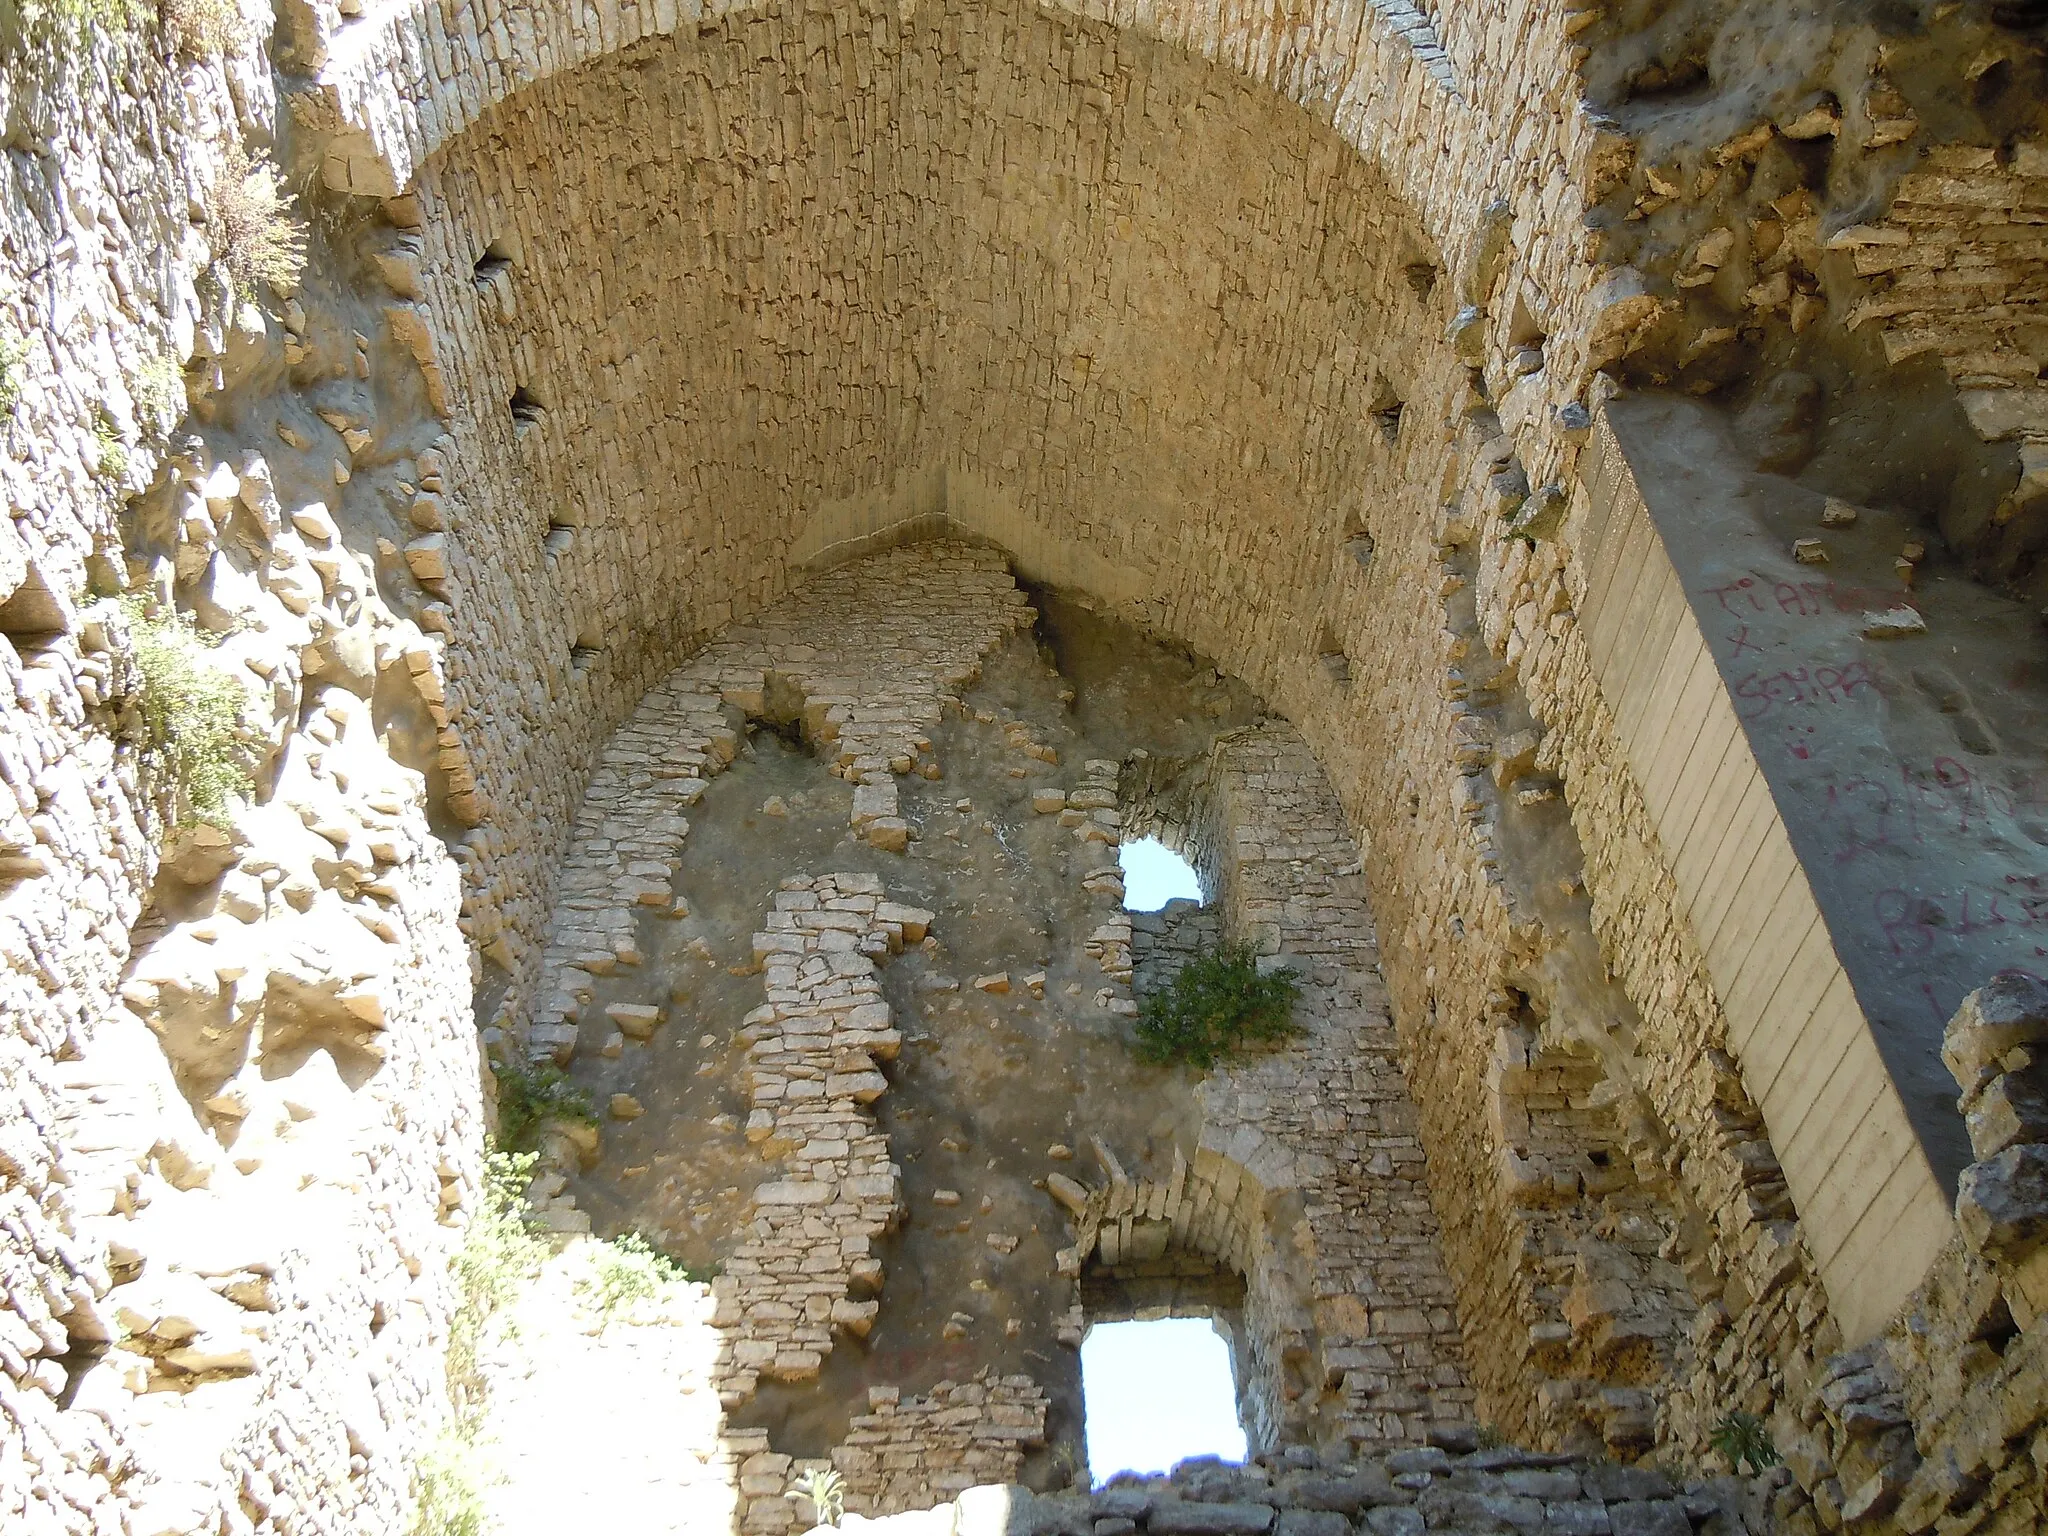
[
  {"left": 389, "top": 0, "right": 1476, "bottom": 1009},
  {"left": 302, "top": 0, "right": 1462, "bottom": 209},
  {"left": 1053, "top": 1122, "right": 1329, "bottom": 1455}
]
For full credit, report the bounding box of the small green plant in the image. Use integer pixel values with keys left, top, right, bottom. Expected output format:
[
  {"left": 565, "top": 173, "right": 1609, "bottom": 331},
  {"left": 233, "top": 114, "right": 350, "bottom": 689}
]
[
  {"left": 6, "top": 0, "right": 149, "bottom": 49},
  {"left": 207, "top": 143, "right": 307, "bottom": 299},
  {"left": 785, "top": 1467, "right": 846, "bottom": 1528},
  {"left": 448, "top": 1150, "right": 548, "bottom": 1375},
  {"left": 426, "top": 1148, "right": 543, "bottom": 1536},
  {"left": 1133, "top": 942, "right": 1302, "bottom": 1070},
  {"left": 1475, "top": 1423, "right": 1508, "bottom": 1450},
  {"left": 490, "top": 1058, "right": 596, "bottom": 1151},
  {"left": 410, "top": 1433, "right": 494, "bottom": 1536},
  {"left": 130, "top": 354, "right": 186, "bottom": 435},
  {"left": 576, "top": 1230, "right": 684, "bottom": 1322},
  {"left": 1710, "top": 1411, "right": 1781, "bottom": 1475},
  {"left": 159, "top": 0, "right": 246, "bottom": 56},
  {"left": 92, "top": 416, "right": 129, "bottom": 481},
  {"left": 0, "top": 328, "right": 27, "bottom": 418},
  {"left": 123, "top": 599, "right": 252, "bottom": 827}
]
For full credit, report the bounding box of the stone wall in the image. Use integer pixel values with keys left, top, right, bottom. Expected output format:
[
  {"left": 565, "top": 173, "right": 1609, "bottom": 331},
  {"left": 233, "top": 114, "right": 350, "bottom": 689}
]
[
  {"left": 522, "top": 543, "right": 1032, "bottom": 1060},
  {"left": 11, "top": 3, "right": 2048, "bottom": 1536},
  {"left": 391, "top": 0, "right": 1451, "bottom": 1028},
  {"left": 1093, "top": 725, "right": 1475, "bottom": 1455},
  {"left": 2, "top": 16, "right": 491, "bottom": 1536},
  {"left": 825, "top": 1441, "right": 1781, "bottom": 1536},
  {"left": 321, "top": 0, "right": 1880, "bottom": 1484}
]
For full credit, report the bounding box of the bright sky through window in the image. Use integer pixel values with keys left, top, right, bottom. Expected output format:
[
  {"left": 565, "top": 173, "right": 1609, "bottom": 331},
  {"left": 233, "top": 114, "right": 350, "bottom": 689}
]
[
  {"left": 1118, "top": 836, "right": 1203, "bottom": 912},
  {"left": 1080, "top": 1318, "right": 1248, "bottom": 1483}
]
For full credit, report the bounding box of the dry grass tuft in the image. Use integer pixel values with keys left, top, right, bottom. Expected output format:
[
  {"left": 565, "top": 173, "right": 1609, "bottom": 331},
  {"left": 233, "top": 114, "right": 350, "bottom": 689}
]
[
  {"left": 207, "top": 144, "right": 306, "bottom": 298},
  {"left": 160, "top": 0, "right": 249, "bottom": 57}
]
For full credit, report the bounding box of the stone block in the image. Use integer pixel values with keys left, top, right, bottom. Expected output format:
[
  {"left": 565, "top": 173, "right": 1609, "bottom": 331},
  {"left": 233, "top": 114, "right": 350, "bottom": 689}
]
[
  {"left": 1273, "top": 1514, "right": 1348, "bottom": 1536},
  {"left": 1279, "top": 1472, "right": 1398, "bottom": 1513},
  {"left": 1958, "top": 1145, "right": 2048, "bottom": 1263},
  {"left": 756, "top": 1180, "right": 838, "bottom": 1207},
  {"left": 1579, "top": 1467, "right": 1674, "bottom": 1503},
  {"left": 1604, "top": 1502, "right": 1689, "bottom": 1536},
  {"left": 606, "top": 1002, "right": 663, "bottom": 1038},
  {"left": 1148, "top": 1503, "right": 1275, "bottom": 1535}
]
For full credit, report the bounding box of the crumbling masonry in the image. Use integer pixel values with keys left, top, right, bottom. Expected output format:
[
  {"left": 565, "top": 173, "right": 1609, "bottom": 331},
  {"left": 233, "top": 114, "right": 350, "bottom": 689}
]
[{"left": 6, "top": 1, "right": 2048, "bottom": 1534}]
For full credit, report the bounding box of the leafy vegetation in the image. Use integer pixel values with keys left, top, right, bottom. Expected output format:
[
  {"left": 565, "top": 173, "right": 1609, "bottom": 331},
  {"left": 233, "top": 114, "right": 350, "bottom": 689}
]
[
  {"left": 207, "top": 144, "right": 307, "bottom": 299},
  {"left": 1133, "top": 942, "right": 1302, "bottom": 1070},
  {"left": 785, "top": 1467, "right": 846, "bottom": 1528},
  {"left": 130, "top": 354, "right": 186, "bottom": 434},
  {"left": 0, "top": 328, "right": 27, "bottom": 419},
  {"left": 1710, "top": 1411, "right": 1781, "bottom": 1476},
  {"left": 447, "top": 1150, "right": 549, "bottom": 1383},
  {"left": 123, "top": 599, "right": 252, "bottom": 828},
  {"left": 160, "top": 0, "right": 246, "bottom": 56},
  {"left": 92, "top": 416, "right": 129, "bottom": 481},
  {"left": 575, "top": 1230, "right": 687, "bottom": 1322},
  {"left": 410, "top": 1435, "right": 494, "bottom": 1536},
  {"left": 490, "top": 1058, "right": 596, "bottom": 1152},
  {"left": 3, "top": 0, "right": 150, "bottom": 51},
  {"left": 419, "top": 1150, "right": 546, "bottom": 1536}
]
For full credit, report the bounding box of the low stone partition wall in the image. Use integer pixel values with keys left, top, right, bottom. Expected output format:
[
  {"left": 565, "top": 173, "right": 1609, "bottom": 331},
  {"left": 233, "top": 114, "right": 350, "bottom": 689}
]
[
  {"left": 713, "top": 872, "right": 920, "bottom": 1401},
  {"left": 817, "top": 1446, "right": 1779, "bottom": 1535},
  {"left": 524, "top": 542, "right": 1032, "bottom": 1062}
]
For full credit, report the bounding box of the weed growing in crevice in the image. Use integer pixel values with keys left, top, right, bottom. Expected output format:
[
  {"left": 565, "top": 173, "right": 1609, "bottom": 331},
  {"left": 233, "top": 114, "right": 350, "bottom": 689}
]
[
  {"left": 448, "top": 1150, "right": 548, "bottom": 1385},
  {"left": 786, "top": 1467, "right": 846, "bottom": 1528},
  {"left": 490, "top": 1058, "right": 596, "bottom": 1152},
  {"left": 160, "top": 0, "right": 247, "bottom": 56},
  {"left": 1709, "top": 1411, "right": 1781, "bottom": 1475},
  {"left": 5, "top": 0, "right": 149, "bottom": 50},
  {"left": 122, "top": 599, "right": 252, "bottom": 828},
  {"left": 207, "top": 143, "right": 306, "bottom": 300},
  {"left": 130, "top": 353, "right": 186, "bottom": 434},
  {"left": 422, "top": 1149, "right": 546, "bottom": 1536},
  {"left": 575, "top": 1231, "right": 686, "bottom": 1322},
  {"left": 410, "top": 1435, "right": 493, "bottom": 1536},
  {"left": 1133, "top": 942, "right": 1302, "bottom": 1070},
  {"left": 0, "top": 328, "right": 27, "bottom": 418},
  {"left": 92, "top": 417, "right": 128, "bottom": 482}
]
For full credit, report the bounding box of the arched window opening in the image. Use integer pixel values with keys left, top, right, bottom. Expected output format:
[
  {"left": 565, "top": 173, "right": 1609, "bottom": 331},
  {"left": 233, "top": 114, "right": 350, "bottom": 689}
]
[
  {"left": 1118, "top": 836, "right": 1202, "bottom": 913},
  {"left": 1080, "top": 1317, "right": 1248, "bottom": 1482}
]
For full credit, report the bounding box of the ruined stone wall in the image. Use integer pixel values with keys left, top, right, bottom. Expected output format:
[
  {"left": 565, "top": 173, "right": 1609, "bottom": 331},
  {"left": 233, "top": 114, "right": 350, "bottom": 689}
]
[
  {"left": 2, "top": 19, "right": 490, "bottom": 1536},
  {"left": 335, "top": 0, "right": 1831, "bottom": 1474},
  {"left": 1102, "top": 726, "right": 1475, "bottom": 1454},
  {"left": 12, "top": 4, "right": 2048, "bottom": 1536},
  {"left": 396, "top": 0, "right": 1451, "bottom": 1025}
]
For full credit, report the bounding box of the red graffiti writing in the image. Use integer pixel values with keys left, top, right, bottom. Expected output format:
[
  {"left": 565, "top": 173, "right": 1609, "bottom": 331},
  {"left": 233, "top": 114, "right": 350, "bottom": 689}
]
[
  {"left": 1875, "top": 874, "right": 2048, "bottom": 958},
  {"left": 1705, "top": 574, "right": 1920, "bottom": 620},
  {"left": 1815, "top": 757, "right": 2048, "bottom": 864},
  {"left": 1733, "top": 661, "right": 1879, "bottom": 722}
]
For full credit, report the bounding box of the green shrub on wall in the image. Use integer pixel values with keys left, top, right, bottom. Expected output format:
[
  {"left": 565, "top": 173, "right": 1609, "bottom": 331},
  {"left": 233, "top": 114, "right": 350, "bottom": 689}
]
[
  {"left": 1133, "top": 942, "right": 1302, "bottom": 1070},
  {"left": 491, "top": 1059, "right": 597, "bottom": 1152},
  {"left": 0, "top": 328, "right": 27, "bottom": 418},
  {"left": 208, "top": 144, "right": 307, "bottom": 300},
  {"left": 123, "top": 600, "right": 252, "bottom": 828}
]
